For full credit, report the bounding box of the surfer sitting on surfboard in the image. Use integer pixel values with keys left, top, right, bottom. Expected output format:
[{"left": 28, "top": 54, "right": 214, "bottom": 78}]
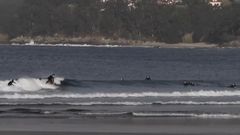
[{"left": 145, "top": 75, "right": 151, "bottom": 80}]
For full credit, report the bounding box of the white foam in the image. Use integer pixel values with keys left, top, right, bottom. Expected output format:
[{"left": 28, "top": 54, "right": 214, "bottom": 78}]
[
  {"left": 1, "top": 101, "right": 240, "bottom": 106},
  {"left": 133, "top": 112, "right": 240, "bottom": 119},
  {"left": 68, "top": 102, "right": 150, "bottom": 106},
  {"left": 0, "top": 77, "right": 64, "bottom": 92},
  {"left": 1, "top": 90, "right": 240, "bottom": 99},
  {"left": 154, "top": 101, "right": 240, "bottom": 105},
  {"left": 12, "top": 43, "right": 121, "bottom": 48},
  {"left": 78, "top": 112, "right": 130, "bottom": 116},
  {"left": 133, "top": 112, "right": 192, "bottom": 117},
  {"left": 0, "top": 102, "right": 149, "bottom": 106}
]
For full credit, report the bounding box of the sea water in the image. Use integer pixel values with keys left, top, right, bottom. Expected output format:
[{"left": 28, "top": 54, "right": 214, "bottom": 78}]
[{"left": 0, "top": 45, "right": 240, "bottom": 119}]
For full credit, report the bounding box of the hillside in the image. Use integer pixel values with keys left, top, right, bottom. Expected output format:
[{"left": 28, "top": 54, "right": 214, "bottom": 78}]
[{"left": 0, "top": 0, "right": 240, "bottom": 47}]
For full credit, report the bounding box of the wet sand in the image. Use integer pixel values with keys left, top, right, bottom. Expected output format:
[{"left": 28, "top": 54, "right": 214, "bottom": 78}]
[
  {"left": 0, "top": 117, "right": 240, "bottom": 135},
  {"left": 0, "top": 131, "right": 233, "bottom": 135}
]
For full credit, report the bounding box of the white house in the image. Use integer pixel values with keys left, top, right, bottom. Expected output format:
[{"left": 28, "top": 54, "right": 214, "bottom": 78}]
[{"left": 209, "top": 0, "right": 222, "bottom": 6}]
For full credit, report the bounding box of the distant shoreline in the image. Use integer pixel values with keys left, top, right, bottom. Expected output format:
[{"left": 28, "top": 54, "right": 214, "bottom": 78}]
[
  {"left": 8, "top": 42, "right": 218, "bottom": 48},
  {"left": 1, "top": 35, "right": 219, "bottom": 48},
  {"left": 1, "top": 35, "right": 240, "bottom": 48}
]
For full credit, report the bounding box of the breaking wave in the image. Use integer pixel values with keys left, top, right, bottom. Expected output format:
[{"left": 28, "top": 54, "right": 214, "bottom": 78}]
[
  {"left": 1, "top": 107, "right": 240, "bottom": 119},
  {"left": 1, "top": 90, "right": 240, "bottom": 99},
  {"left": 153, "top": 101, "right": 240, "bottom": 105},
  {"left": 2, "top": 101, "right": 240, "bottom": 106},
  {"left": 0, "top": 77, "right": 64, "bottom": 92},
  {"left": 132, "top": 112, "right": 240, "bottom": 119}
]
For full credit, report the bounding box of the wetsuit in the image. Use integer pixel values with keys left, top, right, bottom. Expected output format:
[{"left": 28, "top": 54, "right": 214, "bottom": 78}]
[
  {"left": 46, "top": 75, "right": 54, "bottom": 84},
  {"left": 8, "top": 80, "right": 15, "bottom": 86}
]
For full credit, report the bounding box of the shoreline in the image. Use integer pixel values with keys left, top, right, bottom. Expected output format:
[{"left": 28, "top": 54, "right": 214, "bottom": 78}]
[
  {"left": 0, "top": 35, "right": 222, "bottom": 48},
  {"left": 9, "top": 43, "right": 218, "bottom": 48},
  {"left": 2, "top": 35, "right": 240, "bottom": 48},
  {"left": 1, "top": 42, "right": 219, "bottom": 49}
]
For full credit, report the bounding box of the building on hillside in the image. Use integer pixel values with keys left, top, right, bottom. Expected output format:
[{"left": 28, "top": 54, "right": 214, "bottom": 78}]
[
  {"left": 157, "top": 0, "right": 183, "bottom": 5},
  {"left": 209, "top": 0, "right": 222, "bottom": 6}
]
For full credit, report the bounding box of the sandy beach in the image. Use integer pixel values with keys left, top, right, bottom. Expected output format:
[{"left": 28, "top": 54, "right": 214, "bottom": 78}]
[{"left": 1, "top": 117, "right": 240, "bottom": 135}]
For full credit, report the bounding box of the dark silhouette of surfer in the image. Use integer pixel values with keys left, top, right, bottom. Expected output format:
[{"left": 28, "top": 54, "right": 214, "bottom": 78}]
[
  {"left": 46, "top": 74, "right": 55, "bottom": 84},
  {"left": 8, "top": 79, "right": 15, "bottom": 86},
  {"left": 229, "top": 83, "right": 237, "bottom": 88},
  {"left": 183, "top": 81, "right": 195, "bottom": 86},
  {"left": 145, "top": 75, "right": 151, "bottom": 80}
]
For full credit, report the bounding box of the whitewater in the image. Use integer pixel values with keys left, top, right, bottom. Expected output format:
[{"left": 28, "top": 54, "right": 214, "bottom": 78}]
[
  {"left": 2, "top": 90, "right": 240, "bottom": 99},
  {"left": 0, "top": 77, "right": 64, "bottom": 92}
]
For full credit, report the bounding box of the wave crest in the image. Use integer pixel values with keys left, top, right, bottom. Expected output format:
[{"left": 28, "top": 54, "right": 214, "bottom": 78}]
[
  {"left": 1, "top": 90, "right": 240, "bottom": 99},
  {"left": 0, "top": 77, "right": 64, "bottom": 92}
]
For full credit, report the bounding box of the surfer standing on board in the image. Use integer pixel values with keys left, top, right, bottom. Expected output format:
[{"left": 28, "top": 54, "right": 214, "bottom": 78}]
[
  {"left": 8, "top": 79, "right": 15, "bottom": 86},
  {"left": 46, "top": 74, "right": 55, "bottom": 84}
]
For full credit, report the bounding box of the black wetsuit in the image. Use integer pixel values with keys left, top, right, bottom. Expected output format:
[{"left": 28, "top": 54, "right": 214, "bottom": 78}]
[
  {"left": 229, "top": 83, "right": 237, "bottom": 88},
  {"left": 46, "top": 75, "right": 54, "bottom": 84},
  {"left": 145, "top": 76, "right": 151, "bottom": 80},
  {"left": 8, "top": 80, "right": 15, "bottom": 86},
  {"left": 183, "top": 81, "right": 195, "bottom": 86}
]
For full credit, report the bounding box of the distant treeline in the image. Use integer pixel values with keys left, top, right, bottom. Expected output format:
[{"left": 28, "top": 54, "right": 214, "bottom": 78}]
[{"left": 1, "top": 0, "right": 240, "bottom": 43}]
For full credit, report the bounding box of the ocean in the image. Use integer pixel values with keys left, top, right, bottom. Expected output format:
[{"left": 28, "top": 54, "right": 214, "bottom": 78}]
[{"left": 1, "top": 45, "right": 240, "bottom": 134}]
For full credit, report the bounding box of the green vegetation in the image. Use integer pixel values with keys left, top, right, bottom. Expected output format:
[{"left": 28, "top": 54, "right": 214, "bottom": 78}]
[{"left": 0, "top": 0, "right": 240, "bottom": 44}]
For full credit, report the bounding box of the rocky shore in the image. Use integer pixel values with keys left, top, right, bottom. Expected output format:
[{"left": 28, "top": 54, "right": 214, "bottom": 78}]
[
  {"left": 2, "top": 35, "right": 240, "bottom": 48},
  {"left": 3, "top": 35, "right": 219, "bottom": 48}
]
